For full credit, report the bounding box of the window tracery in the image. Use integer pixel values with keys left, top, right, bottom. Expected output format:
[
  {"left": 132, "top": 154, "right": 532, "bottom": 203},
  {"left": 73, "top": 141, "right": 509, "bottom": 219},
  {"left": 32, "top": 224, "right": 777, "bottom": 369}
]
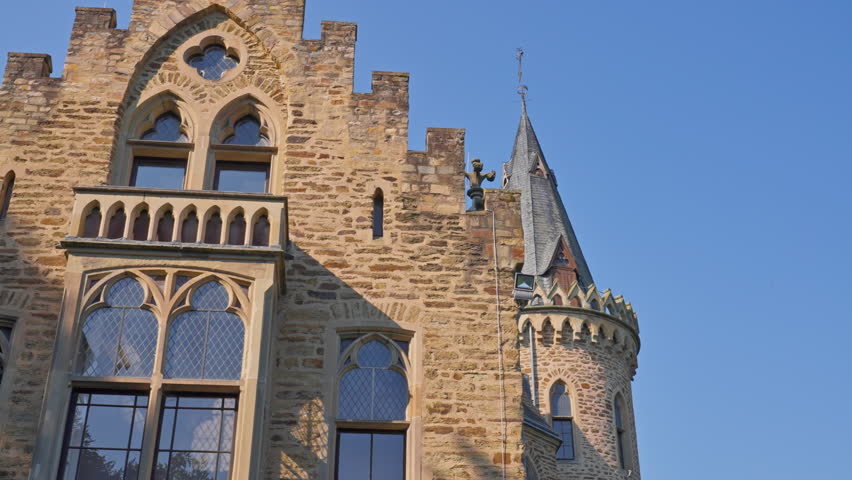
[{"left": 550, "top": 382, "right": 575, "bottom": 461}]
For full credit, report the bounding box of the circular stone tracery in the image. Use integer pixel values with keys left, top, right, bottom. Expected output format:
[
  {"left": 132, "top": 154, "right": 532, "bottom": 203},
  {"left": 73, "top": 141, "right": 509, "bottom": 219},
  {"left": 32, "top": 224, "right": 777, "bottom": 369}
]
[{"left": 185, "top": 42, "right": 240, "bottom": 81}]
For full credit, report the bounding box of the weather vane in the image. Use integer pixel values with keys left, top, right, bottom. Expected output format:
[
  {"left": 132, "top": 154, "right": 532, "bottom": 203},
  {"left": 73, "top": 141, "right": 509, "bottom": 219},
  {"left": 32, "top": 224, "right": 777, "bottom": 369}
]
[{"left": 516, "top": 48, "right": 528, "bottom": 104}]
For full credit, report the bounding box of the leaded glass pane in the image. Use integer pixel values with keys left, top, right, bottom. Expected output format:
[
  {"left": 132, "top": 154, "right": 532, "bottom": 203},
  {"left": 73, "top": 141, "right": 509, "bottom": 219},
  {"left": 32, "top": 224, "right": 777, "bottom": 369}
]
[
  {"left": 373, "top": 370, "right": 408, "bottom": 420},
  {"left": 156, "top": 394, "right": 237, "bottom": 480},
  {"left": 141, "top": 113, "right": 188, "bottom": 142},
  {"left": 77, "top": 284, "right": 157, "bottom": 378},
  {"left": 338, "top": 369, "right": 372, "bottom": 420},
  {"left": 106, "top": 278, "right": 145, "bottom": 307},
  {"left": 357, "top": 341, "right": 391, "bottom": 368},
  {"left": 165, "top": 282, "right": 244, "bottom": 380},
  {"left": 191, "top": 282, "right": 229, "bottom": 310},
  {"left": 188, "top": 46, "right": 239, "bottom": 81},
  {"left": 223, "top": 116, "right": 269, "bottom": 146}
]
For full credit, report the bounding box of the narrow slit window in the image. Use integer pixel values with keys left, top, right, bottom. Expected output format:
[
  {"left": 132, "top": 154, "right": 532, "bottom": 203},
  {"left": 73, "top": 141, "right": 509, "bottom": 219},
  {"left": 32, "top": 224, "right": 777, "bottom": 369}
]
[
  {"left": 372, "top": 189, "right": 384, "bottom": 239},
  {"left": 0, "top": 171, "right": 15, "bottom": 220},
  {"left": 615, "top": 394, "right": 629, "bottom": 469}
]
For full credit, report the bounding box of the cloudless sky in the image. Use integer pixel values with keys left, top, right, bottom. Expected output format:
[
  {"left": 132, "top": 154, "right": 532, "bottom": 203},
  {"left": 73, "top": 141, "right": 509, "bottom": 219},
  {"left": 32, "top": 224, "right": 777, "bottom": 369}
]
[{"left": 2, "top": 1, "right": 852, "bottom": 479}]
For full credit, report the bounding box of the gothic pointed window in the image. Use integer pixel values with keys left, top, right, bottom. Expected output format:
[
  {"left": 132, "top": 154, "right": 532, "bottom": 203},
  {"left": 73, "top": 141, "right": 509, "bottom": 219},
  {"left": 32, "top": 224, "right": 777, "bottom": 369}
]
[
  {"left": 76, "top": 278, "right": 158, "bottom": 378},
  {"left": 164, "top": 281, "right": 245, "bottom": 380},
  {"left": 212, "top": 109, "right": 274, "bottom": 193},
  {"left": 372, "top": 189, "right": 384, "bottom": 239},
  {"left": 336, "top": 334, "right": 410, "bottom": 480},
  {"left": 130, "top": 111, "right": 190, "bottom": 190},
  {"left": 551, "top": 382, "right": 575, "bottom": 461}
]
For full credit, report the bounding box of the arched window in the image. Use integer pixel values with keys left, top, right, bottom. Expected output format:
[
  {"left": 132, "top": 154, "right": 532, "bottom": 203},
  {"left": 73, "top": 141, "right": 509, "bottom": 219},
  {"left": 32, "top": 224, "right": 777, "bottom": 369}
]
[
  {"left": 372, "top": 188, "right": 384, "bottom": 239},
  {"left": 614, "top": 394, "right": 629, "bottom": 469},
  {"left": 164, "top": 281, "right": 244, "bottom": 380},
  {"left": 187, "top": 44, "right": 239, "bottom": 81},
  {"left": 75, "top": 277, "right": 158, "bottom": 377},
  {"left": 551, "top": 382, "right": 575, "bottom": 461},
  {"left": 129, "top": 109, "right": 190, "bottom": 190},
  {"left": 0, "top": 171, "right": 15, "bottom": 220},
  {"left": 212, "top": 105, "right": 274, "bottom": 194},
  {"left": 336, "top": 335, "right": 409, "bottom": 480}
]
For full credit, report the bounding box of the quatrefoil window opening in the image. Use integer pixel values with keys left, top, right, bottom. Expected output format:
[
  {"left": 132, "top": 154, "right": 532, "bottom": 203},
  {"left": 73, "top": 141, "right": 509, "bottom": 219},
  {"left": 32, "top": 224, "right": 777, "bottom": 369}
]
[{"left": 187, "top": 43, "right": 240, "bottom": 81}]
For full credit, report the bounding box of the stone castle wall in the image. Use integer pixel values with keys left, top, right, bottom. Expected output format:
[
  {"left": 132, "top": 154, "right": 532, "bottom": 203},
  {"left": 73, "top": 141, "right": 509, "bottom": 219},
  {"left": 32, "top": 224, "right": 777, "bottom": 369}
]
[{"left": 0, "top": 2, "right": 530, "bottom": 479}]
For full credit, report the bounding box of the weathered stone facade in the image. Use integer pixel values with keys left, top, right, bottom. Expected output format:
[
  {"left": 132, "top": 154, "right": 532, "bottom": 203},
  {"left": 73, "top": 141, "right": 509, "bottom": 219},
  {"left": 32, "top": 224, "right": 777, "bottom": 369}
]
[{"left": 0, "top": 1, "right": 641, "bottom": 479}]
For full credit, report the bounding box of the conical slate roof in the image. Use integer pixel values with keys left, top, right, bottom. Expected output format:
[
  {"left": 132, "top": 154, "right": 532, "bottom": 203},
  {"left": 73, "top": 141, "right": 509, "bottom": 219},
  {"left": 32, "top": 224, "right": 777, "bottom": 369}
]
[{"left": 502, "top": 102, "right": 594, "bottom": 286}]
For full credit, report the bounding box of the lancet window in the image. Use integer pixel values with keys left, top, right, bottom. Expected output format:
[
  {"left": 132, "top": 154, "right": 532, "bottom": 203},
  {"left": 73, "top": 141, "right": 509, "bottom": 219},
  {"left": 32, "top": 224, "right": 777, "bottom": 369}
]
[
  {"left": 336, "top": 334, "right": 410, "bottom": 480},
  {"left": 550, "top": 382, "right": 575, "bottom": 461},
  {"left": 128, "top": 105, "right": 192, "bottom": 190},
  {"left": 614, "top": 393, "right": 630, "bottom": 470},
  {"left": 0, "top": 170, "right": 14, "bottom": 220}
]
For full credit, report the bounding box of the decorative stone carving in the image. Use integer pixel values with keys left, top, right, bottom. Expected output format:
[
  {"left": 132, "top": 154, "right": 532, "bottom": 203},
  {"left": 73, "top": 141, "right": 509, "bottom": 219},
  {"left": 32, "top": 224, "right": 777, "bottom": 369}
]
[{"left": 465, "top": 158, "right": 496, "bottom": 211}]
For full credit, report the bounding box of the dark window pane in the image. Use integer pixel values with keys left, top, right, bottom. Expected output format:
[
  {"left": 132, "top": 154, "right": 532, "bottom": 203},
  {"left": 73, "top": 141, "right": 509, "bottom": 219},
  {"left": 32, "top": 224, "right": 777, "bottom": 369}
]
[
  {"left": 77, "top": 448, "right": 127, "bottom": 480},
  {"left": 371, "top": 432, "right": 405, "bottom": 480},
  {"left": 554, "top": 419, "right": 574, "bottom": 460},
  {"left": 131, "top": 158, "right": 186, "bottom": 190},
  {"left": 157, "top": 211, "right": 175, "bottom": 242},
  {"left": 336, "top": 431, "right": 404, "bottom": 480},
  {"left": 140, "top": 113, "right": 187, "bottom": 142},
  {"left": 372, "top": 190, "right": 384, "bottom": 239},
  {"left": 337, "top": 433, "right": 371, "bottom": 480},
  {"left": 0, "top": 171, "right": 14, "bottom": 219},
  {"left": 214, "top": 162, "right": 269, "bottom": 194},
  {"left": 222, "top": 116, "right": 269, "bottom": 146}
]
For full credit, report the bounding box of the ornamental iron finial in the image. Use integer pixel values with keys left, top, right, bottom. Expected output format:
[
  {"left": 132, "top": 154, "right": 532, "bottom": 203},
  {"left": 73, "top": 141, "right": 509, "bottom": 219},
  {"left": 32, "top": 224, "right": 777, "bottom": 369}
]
[{"left": 465, "top": 158, "right": 496, "bottom": 211}]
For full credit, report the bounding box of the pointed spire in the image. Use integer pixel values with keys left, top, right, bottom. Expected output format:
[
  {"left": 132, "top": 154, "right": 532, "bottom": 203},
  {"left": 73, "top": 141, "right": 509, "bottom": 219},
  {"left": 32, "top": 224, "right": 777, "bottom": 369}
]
[{"left": 502, "top": 97, "right": 595, "bottom": 286}]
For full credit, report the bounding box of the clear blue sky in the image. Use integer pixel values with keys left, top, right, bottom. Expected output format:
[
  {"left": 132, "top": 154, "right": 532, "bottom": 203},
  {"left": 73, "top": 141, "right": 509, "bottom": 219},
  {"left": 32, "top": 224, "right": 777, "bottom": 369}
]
[{"left": 3, "top": 1, "right": 852, "bottom": 479}]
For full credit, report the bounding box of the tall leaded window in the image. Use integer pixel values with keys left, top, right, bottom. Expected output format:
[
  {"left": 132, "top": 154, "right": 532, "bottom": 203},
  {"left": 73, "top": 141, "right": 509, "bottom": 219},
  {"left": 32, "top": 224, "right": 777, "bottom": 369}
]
[
  {"left": 551, "top": 382, "right": 575, "bottom": 461},
  {"left": 336, "top": 335, "right": 410, "bottom": 480},
  {"left": 60, "top": 271, "right": 250, "bottom": 480},
  {"left": 614, "top": 394, "right": 629, "bottom": 469},
  {"left": 76, "top": 278, "right": 158, "bottom": 378},
  {"left": 165, "top": 281, "right": 245, "bottom": 380}
]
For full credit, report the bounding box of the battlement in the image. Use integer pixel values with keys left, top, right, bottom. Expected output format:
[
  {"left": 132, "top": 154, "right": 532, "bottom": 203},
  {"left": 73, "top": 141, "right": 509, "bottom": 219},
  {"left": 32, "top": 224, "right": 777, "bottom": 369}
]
[
  {"left": 73, "top": 7, "right": 117, "bottom": 32},
  {"left": 524, "top": 281, "right": 639, "bottom": 332},
  {"left": 3, "top": 53, "right": 52, "bottom": 80},
  {"left": 320, "top": 21, "right": 357, "bottom": 45}
]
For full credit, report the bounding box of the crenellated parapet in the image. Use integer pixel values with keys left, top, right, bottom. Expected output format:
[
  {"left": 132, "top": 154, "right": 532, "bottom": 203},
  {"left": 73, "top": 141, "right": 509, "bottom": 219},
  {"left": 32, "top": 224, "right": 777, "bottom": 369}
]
[{"left": 518, "top": 281, "right": 641, "bottom": 373}]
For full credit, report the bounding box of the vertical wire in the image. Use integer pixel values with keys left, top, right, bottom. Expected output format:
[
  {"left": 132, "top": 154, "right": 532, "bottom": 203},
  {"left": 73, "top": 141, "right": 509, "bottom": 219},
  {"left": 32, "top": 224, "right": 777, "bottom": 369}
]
[{"left": 490, "top": 208, "right": 508, "bottom": 480}]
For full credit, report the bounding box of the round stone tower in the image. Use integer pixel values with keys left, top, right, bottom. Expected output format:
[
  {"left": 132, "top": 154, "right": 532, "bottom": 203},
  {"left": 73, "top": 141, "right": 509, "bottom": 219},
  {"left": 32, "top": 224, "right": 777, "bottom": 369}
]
[{"left": 501, "top": 99, "right": 642, "bottom": 480}]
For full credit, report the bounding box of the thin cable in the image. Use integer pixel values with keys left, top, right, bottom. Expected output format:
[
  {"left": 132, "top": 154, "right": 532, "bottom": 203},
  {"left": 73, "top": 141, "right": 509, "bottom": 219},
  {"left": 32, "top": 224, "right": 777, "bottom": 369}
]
[{"left": 490, "top": 207, "right": 508, "bottom": 480}]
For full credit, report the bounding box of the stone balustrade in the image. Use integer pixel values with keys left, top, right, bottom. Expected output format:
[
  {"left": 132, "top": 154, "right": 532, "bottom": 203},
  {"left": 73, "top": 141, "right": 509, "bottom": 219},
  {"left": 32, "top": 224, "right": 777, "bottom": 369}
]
[{"left": 67, "top": 186, "right": 287, "bottom": 249}]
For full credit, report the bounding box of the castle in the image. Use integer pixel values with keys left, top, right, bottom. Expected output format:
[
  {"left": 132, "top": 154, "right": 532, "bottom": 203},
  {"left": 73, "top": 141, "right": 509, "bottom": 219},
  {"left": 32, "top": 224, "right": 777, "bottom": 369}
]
[{"left": 0, "top": 2, "right": 641, "bottom": 479}]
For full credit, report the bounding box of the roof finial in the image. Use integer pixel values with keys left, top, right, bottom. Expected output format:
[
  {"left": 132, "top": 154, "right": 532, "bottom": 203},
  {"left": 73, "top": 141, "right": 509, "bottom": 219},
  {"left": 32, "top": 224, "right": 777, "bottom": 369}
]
[{"left": 516, "top": 48, "right": 528, "bottom": 107}]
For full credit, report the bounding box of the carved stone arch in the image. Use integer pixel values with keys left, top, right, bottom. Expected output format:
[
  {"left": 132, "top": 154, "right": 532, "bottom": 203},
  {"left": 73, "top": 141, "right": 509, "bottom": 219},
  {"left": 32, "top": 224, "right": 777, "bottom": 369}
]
[
  {"left": 122, "top": 4, "right": 290, "bottom": 111},
  {"left": 542, "top": 374, "right": 580, "bottom": 418},
  {"left": 126, "top": 90, "right": 196, "bottom": 141},
  {"left": 211, "top": 92, "right": 283, "bottom": 145},
  {"left": 81, "top": 270, "right": 167, "bottom": 319},
  {"left": 539, "top": 318, "right": 555, "bottom": 347},
  {"left": 338, "top": 332, "right": 412, "bottom": 376}
]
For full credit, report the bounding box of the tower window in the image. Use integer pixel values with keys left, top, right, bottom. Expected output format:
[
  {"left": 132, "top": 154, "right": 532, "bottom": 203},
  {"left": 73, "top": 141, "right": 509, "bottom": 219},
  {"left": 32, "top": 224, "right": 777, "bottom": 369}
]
[
  {"left": 372, "top": 189, "right": 384, "bottom": 239},
  {"left": 0, "top": 316, "right": 14, "bottom": 385},
  {"left": 615, "top": 394, "right": 629, "bottom": 469},
  {"left": 550, "top": 382, "right": 575, "bottom": 461}
]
